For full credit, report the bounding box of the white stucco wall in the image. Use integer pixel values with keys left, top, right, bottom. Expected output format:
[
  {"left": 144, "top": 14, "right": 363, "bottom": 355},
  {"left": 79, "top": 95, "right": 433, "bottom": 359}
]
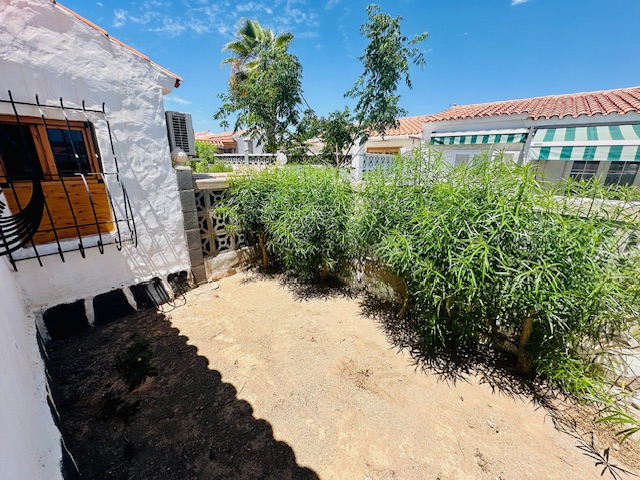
[
  {"left": 0, "top": 259, "right": 62, "bottom": 480},
  {"left": 0, "top": 3, "right": 191, "bottom": 477},
  {"left": 0, "top": 0, "right": 190, "bottom": 312},
  {"left": 363, "top": 135, "right": 422, "bottom": 154}
]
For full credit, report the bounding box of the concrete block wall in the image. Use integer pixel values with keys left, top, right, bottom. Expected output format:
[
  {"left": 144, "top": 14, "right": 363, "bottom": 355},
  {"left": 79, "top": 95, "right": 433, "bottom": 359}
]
[{"left": 175, "top": 166, "right": 207, "bottom": 284}]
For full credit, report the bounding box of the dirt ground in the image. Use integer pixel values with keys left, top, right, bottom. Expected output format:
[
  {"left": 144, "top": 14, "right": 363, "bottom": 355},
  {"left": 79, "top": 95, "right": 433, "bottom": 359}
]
[{"left": 48, "top": 271, "right": 640, "bottom": 480}]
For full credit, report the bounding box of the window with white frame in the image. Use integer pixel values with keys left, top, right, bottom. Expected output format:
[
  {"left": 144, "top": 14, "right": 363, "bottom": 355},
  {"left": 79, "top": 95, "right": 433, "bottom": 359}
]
[
  {"left": 493, "top": 151, "right": 520, "bottom": 163},
  {"left": 604, "top": 161, "right": 639, "bottom": 186},
  {"left": 569, "top": 161, "right": 600, "bottom": 182},
  {"left": 454, "top": 153, "right": 470, "bottom": 165},
  {"left": 453, "top": 150, "right": 483, "bottom": 165}
]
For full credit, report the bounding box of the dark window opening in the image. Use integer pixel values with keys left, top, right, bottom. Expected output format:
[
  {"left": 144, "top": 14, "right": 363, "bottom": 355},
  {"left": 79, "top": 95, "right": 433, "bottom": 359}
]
[
  {"left": 605, "top": 161, "right": 639, "bottom": 186},
  {"left": 47, "top": 128, "right": 91, "bottom": 175},
  {"left": 569, "top": 161, "right": 599, "bottom": 182},
  {"left": 0, "top": 123, "right": 43, "bottom": 180}
]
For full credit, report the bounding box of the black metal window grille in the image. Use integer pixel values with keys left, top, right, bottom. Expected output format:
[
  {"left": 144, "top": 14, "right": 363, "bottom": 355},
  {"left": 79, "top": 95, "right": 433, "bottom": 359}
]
[{"left": 0, "top": 90, "right": 138, "bottom": 270}]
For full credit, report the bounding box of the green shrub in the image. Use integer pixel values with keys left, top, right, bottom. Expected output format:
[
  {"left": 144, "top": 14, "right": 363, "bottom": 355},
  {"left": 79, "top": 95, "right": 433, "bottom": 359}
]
[
  {"left": 195, "top": 140, "right": 218, "bottom": 163},
  {"left": 186, "top": 158, "right": 233, "bottom": 173},
  {"left": 219, "top": 165, "right": 355, "bottom": 280},
  {"left": 361, "top": 149, "right": 640, "bottom": 390},
  {"left": 265, "top": 166, "right": 355, "bottom": 280},
  {"left": 216, "top": 167, "right": 280, "bottom": 268},
  {"left": 115, "top": 340, "right": 156, "bottom": 390}
]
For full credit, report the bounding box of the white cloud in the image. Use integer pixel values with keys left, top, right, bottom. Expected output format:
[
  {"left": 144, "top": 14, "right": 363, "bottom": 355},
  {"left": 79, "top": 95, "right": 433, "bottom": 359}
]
[
  {"left": 325, "top": 0, "right": 339, "bottom": 9},
  {"left": 110, "top": 0, "right": 320, "bottom": 38},
  {"left": 113, "top": 9, "right": 127, "bottom": 27},
  {"left": 97, "top": 2, "right": 103, "bottom": 7},
  {"left": 511, "top": 0, "right": 529, "bottom": 5},
  {"left": 165, "top": 96, "right": 193, "bottom": 105}
]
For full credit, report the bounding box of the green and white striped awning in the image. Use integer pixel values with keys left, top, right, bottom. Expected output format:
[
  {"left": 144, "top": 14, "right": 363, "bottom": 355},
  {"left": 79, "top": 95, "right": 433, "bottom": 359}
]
[
  {"left": 430, "top": 129, "right": 528, "bottom": 145},
  {"left": 528, "top": 125, "right": 640, "bottom": 162}
]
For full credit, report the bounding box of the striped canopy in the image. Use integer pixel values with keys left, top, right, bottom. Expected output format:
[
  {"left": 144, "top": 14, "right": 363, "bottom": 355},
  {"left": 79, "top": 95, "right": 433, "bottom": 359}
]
[
  {"left": 430, "top": 129, "right": 528, "bottom": 146},
  {"left": 528, "top": 125, "right": 640, "bottom": 162}
]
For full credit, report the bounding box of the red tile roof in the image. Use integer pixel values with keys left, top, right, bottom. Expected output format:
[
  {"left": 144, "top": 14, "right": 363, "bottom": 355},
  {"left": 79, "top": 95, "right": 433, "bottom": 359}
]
[
  {"left": 429, "top": 86, "right": 640, "bottom": 122},
  {"left": 195, "top": 131, "right": 239, "bottom": 147},
  {"left": 50, "top": 1, "right": 182, "bottom": 85},
  {"left": 374, "top": 115, "right": 434, "bottom": 137}
]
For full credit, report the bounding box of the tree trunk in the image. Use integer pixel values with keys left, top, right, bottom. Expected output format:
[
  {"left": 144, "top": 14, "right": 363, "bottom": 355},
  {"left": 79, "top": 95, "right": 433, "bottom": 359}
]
[
  {"left": 516, "top": 312, "right": 535, "bottom": 375},
  {"left": 258, "top": 234, "right": 269, "bottom": 269},
  {"left": 321, "top": 257, "right": 329, "bottom": 282},
  {"left": 398, "top": 277, "right": 410, "bottom": 319}
]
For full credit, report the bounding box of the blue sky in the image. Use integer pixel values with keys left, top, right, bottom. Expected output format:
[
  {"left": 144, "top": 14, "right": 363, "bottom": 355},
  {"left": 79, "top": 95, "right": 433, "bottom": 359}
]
[{"left": 60, "top": 0, "right": 640, "bottom": 133}]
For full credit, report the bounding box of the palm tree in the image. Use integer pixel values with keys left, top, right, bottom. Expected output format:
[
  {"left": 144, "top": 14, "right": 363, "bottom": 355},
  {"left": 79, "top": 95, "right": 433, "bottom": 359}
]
[{"left": 221, "top": 19, "right": 293, "bottom": 76}]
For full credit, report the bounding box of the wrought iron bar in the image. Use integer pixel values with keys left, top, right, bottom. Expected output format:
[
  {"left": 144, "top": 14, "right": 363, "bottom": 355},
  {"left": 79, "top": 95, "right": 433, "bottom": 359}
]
[
  {"left": 37, "top": 94, "right": 66, "bottom": 263},
  {"left": 0, "top": 97, "right": 105, "bottom": 114},
  {"left": 59, "top": 97, "right": 84, "bottom": 174},
  {"left": 7, "top": 90, "right": 43, "bottom": 266},
  {"left": 121, "top": 184, "right": 138, "bottom": 247},
  {"left": 77, "top": 173, "right": 104, "bottom": 254},
  {"left": 57, "top": 175, "right": 85, "bottom": 258},
  {"left": 102, "top": 102, "right": 120, "bottom": 176}
]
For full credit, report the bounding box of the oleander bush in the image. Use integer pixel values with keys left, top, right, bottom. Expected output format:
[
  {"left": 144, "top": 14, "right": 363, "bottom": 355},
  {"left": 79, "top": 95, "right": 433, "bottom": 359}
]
[
  {"left": 219, "top": 165, "right": 355, "bottom": 280},
  {"left": 359, "top": 149, "right": 640, "bottom": 389}
]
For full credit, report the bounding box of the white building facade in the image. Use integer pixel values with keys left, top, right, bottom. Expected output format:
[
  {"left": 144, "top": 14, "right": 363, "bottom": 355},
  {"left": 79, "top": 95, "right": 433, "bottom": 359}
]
[
  {"left": 0, "top": 1, "right": 191, "bottom": 477},
  {"left": 423, "top": 87, "right": 640, "bottom": 187}
]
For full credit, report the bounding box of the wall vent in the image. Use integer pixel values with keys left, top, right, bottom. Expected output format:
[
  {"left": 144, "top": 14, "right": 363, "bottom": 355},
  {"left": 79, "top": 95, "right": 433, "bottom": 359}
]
[{"left": 166, "top": 111, "right": 195, "bottom": 156}]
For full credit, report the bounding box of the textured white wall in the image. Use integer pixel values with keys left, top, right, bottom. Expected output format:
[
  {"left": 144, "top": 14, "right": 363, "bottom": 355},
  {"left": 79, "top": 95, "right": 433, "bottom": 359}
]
[
  {"left": 0, "top": 0, "right": 190, "bottom": 312},
  {"left": 0, "top": 259, "right": 62, "bottom": 480},
  {"left": 0, "top": 1, "right": 192, "bottom": 477}
]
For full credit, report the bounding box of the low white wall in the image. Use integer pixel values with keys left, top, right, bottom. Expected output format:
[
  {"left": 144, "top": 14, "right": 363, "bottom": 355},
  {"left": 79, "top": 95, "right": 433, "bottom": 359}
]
[
  {"left": 0, "top": 0, "right": 190, "bottom": 312},
  {"left": 0, "top": 259, "right": 63, "bottom": 480}
]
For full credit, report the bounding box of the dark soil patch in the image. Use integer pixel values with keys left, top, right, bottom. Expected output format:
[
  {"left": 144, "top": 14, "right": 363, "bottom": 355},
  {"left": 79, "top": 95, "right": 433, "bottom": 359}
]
[{"left": 46, "top": 310, "right": 318, "bottom": 480}]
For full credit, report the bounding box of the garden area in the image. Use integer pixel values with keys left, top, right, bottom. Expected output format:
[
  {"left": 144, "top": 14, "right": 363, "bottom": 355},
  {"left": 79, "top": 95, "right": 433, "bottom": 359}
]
[
  {"left": 48, "top": 271, "right": 639, "bottom": 479},
  {"left": 49, "top": 151, "right": 640, "bottom": 478}
]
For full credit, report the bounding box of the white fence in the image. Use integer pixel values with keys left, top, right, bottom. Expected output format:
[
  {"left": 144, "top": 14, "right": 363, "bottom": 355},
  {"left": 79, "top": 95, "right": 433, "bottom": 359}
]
[
  {"left": 213, "top": 152, "right": 397, "bottom": 181},
  {"left": 215, "top": 153, "right": 276, "bottom": 166},
  {"left": 350, "top": 152, "right": 397, "bottom": 181}
]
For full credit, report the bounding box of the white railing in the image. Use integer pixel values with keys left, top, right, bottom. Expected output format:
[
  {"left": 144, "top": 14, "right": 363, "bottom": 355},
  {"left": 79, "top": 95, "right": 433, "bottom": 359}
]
[
  {"left": 350, "top": 152, "right": 397, "bottom": 181},
  {"left": 215, "top": 153, "right": 276, "bottom": 166},
  {"left": 213, "top": 152, "right": 397, "bottom": 180}
]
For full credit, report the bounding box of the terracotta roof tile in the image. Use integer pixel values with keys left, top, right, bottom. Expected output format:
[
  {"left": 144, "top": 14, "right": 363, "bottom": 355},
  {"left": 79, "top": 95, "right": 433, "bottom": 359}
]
[
  {"left": 380, "top": 115, "right": 434, "bottom": 137},
  {"left": 50, "top": 1, "right": 182, "bottom": 85},
  {"left": 195, "top": 130, "right": 239, "bottom": 147},
  {"left": 429, "top": 87, "right": 640, "bottom": 122}
]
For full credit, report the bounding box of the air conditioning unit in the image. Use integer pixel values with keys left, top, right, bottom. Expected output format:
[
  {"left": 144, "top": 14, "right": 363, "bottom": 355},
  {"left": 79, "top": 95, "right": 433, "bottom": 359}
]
[{"left": 166, "top": 111, "right": 196, "bottom": 156}]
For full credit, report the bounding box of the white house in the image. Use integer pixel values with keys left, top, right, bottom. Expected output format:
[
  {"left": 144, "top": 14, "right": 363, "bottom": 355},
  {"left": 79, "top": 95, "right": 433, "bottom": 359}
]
[
  {"left": 424, "top": 87, "right": 640, "bottom": 187},
  {"left": 195, "top": 130, "right": 265, "bottom": 155},
  {"left": 362, "top": 115, "right": 429, "bottom": 154},
  {"left": 0, "top": 1, "right": 191, "bottom": 477}
]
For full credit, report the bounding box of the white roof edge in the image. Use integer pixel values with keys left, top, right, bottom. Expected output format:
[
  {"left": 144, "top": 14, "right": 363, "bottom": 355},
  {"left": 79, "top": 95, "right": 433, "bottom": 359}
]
[
  {"left": 367, "top": 134, "right": 412, "bottom": 141},
  {"left": 431, "top": 128, "right": 529, "bottom": 136}
]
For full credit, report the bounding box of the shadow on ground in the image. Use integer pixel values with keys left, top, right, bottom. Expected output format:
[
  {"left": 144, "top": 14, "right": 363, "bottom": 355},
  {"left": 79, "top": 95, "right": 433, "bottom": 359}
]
[
  {"left": 47, "top": 310, "right": 318, "bottom": 480},
  {"left": 241, "top": 268, "right": 359, "bottom": 302},
  {"left": 358, "top": 295, "right": 639, "bottom": 480}
]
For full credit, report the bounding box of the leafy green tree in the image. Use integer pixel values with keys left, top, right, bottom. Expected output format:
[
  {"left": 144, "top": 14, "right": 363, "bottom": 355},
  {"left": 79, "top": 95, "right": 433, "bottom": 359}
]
[
  {"left": 347, "top": 4, "right": 427, "bottom": 139},
  {"left": 194, "top": 140, "right": 217, "bottom": 163},
  {"left": 221, "top": 19, "right": 293, "bottom": 87},
  {"left": 317, "top": 108, "right": 363, "bottom": 167},
  {"left": 216, "top": 31, "right": 303, "bottom": 153}
]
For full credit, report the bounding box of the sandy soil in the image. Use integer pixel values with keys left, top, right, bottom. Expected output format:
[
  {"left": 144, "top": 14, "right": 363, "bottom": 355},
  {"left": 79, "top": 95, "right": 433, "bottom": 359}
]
[{"left": 49, "top": 271, "right": 640, "bottom": 479}]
